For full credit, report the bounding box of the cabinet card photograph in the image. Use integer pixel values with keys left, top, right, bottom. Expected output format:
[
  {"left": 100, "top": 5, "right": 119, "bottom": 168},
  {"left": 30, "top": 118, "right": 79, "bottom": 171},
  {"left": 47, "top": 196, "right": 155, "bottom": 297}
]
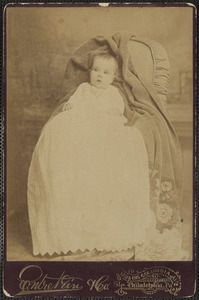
[{"left": 3, "top": 3, "right": 196, "bottom": 298}]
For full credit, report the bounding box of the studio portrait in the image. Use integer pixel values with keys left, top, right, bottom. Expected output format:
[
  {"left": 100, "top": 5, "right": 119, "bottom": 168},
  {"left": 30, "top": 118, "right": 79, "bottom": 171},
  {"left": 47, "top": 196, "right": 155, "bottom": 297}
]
[{"left": 6, "top": 6, "right": 193, "bottom": 262}]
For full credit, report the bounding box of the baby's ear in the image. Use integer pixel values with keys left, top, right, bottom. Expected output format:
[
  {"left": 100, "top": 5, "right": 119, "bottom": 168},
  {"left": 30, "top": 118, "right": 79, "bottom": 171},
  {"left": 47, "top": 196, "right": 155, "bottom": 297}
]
[
  {"left": 114, "top": 75, "right": 123, "bottom": 82},
  {"left": 114, "top": 68, "right": 118, "bottom": 77},
  {"left": 114, "top": 71, "right": 118, "bottom": 79}
]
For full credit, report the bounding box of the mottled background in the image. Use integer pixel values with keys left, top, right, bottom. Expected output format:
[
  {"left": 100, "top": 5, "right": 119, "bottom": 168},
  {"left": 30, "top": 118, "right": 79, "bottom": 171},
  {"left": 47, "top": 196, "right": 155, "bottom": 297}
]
[{"left": 6, "top": 6, "right": 193, "bottom": 260}]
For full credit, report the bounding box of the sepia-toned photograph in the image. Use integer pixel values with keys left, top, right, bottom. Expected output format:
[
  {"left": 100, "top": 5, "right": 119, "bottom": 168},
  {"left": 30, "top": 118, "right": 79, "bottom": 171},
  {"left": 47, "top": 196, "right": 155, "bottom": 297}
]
[{"left": 6, "top": 5, "right": 193, "bottom": 263}]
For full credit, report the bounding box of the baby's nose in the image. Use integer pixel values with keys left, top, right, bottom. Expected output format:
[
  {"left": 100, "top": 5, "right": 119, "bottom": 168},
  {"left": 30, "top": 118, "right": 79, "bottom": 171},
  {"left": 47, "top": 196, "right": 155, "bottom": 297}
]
[{"left": 97, "top": 70, "right": 103, "bottom": 76}]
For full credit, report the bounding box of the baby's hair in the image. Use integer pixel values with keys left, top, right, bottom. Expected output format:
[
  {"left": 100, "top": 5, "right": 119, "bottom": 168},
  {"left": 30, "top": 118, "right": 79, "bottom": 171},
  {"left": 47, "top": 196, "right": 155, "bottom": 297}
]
[{"left": 90, "top": 52, "right": 118, "bottom": 74}]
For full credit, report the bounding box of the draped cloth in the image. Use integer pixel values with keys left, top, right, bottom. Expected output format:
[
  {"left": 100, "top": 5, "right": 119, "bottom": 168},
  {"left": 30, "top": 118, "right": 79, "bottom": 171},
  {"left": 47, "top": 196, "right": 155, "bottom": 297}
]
[{"left": 50, "top": 32, "right": 186, "bottom": 260}]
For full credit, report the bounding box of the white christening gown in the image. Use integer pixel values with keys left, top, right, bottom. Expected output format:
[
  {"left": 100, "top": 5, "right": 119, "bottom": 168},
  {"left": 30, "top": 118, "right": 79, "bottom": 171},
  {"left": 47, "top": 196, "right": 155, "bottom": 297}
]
[{"left": 28, "top": 83, "right": 152, "bottom": 256}]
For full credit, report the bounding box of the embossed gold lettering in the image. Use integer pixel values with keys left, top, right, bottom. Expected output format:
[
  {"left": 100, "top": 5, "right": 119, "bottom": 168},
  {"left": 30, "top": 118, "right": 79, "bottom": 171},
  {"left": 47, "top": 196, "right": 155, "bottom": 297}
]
[
  {"left": 87, "top": 275, "right": 110, "bottom": 291},
  {"left": 16, "top": 265, "right": 83, "bottom": 296}
]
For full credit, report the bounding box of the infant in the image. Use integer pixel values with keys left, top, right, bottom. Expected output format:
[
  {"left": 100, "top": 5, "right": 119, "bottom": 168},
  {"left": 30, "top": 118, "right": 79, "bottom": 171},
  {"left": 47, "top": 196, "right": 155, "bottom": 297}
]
[{"left": 28, "top": 52, "right": 151, "bottom": 257}]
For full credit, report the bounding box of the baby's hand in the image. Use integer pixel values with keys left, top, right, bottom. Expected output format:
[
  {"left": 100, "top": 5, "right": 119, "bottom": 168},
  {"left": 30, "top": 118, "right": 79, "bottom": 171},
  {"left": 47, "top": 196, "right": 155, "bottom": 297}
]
[{"left": 63, "top": 102, "right": 73, "bottom": 111}]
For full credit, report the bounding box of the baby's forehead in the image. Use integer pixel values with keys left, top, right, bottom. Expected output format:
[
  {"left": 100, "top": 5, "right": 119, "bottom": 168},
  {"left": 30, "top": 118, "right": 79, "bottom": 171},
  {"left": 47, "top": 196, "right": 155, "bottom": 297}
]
[{"left": 92, "top": 56, "right": 116, "bottom": 69}]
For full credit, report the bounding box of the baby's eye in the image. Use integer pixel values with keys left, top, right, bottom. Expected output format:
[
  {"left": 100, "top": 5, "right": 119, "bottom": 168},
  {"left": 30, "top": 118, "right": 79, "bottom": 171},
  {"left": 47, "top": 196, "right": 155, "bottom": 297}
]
[
  {"left": 104, "top": 71, "right": 109, "bottom": 74},
  {"left": 93, "top": 68, "right": 98, "bottom": 72}
]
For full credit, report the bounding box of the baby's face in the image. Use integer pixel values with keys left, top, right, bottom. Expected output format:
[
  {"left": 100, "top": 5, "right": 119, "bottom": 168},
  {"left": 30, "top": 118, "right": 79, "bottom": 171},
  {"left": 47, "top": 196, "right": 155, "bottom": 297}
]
[{"left": 90, "top": 57, "right": 116, "bottom": 89}]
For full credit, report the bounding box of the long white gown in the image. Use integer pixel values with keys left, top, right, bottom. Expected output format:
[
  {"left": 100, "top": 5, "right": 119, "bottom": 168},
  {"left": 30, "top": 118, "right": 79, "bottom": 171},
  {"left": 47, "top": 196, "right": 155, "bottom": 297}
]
[{"left": 28, "top": 83, "right": 152, "bottom": 256}]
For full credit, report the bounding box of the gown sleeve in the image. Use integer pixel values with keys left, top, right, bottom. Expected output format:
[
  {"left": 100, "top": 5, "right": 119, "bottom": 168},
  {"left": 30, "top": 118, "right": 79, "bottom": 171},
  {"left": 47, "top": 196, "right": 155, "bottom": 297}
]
[{"left": 63, "top": 82, "right": 87, "bottom": 109}]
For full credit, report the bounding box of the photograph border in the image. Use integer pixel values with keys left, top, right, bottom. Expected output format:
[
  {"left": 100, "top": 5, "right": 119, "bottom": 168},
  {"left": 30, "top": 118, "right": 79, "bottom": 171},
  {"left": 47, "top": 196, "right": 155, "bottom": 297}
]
[{"left": 1, "top": 0, "right": 198, "bottom": 298}]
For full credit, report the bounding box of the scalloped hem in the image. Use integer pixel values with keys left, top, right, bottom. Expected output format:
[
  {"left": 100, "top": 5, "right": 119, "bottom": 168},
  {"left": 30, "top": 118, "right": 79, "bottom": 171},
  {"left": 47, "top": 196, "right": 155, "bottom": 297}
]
[{"left": 33, "top": 244, "right": 136, "bottom": 257}]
